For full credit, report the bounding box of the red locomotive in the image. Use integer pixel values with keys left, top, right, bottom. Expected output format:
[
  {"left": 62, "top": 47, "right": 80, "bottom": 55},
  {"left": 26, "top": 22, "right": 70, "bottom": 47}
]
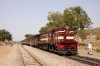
[{"left": 23, "top": 26, "right": 78, "bottom": 54}]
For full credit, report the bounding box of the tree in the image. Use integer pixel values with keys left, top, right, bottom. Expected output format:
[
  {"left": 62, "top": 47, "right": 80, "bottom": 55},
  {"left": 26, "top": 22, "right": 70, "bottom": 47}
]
[
  {"left": 63, "top": 6, "right": 93, "bottom": 41},
  {"left": 63, "top": 6, "right": 93, "bottom": 30},
  {"left": 78, "top": 29, "right": 89, "bottom": 41},
  {"left": 25, "top": 34, "right": 34, "bottom": 39},
  {"left": 47, "top": 11, "right": 64, "bottom": 27},
  {"left": 0, "top": 29, "right": 12, "bottom": 41},
  {"left": 63, "top": 8, "right": 74, "bottom": 26},
  {"left": 39, "top": 11, "right": 64, "bottom": 33},
  {"left": 39, "top": 6, "right": 93, "bottom": 36},
  {"left": 39, "top": 26, "right": 48, "bottom": 34}
]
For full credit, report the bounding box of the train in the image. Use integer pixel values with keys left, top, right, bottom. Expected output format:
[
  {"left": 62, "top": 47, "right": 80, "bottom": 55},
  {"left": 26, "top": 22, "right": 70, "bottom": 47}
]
[{"left": 22, "top": 26, "right": 78, "bottom": 54}]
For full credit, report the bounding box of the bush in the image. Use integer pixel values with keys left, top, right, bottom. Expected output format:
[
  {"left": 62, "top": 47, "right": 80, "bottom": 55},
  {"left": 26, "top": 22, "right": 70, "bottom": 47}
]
[{"left": 95, "top": 49, "right": 100, "bottom": 52}]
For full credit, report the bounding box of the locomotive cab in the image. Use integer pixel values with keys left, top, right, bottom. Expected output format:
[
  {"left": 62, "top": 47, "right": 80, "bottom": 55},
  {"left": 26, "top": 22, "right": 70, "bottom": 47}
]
[{"left": 54, "top": 26, "right": 78, "bottom": 54}]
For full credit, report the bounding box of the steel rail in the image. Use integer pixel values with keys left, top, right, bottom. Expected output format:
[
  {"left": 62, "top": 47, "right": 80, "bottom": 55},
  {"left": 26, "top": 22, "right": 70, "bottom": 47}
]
[
  {"left": 65, "top": 55, "right": 100, "bottom": 66},
  {"left": 22, "top": 46, "right": 43, "bottom": 66}
]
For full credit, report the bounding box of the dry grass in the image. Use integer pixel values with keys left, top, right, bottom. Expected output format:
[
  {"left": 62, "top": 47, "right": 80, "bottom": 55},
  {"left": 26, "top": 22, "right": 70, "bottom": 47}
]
[
  {"left": 0, "top": 42, "right": 4, "bottom": 45},
  {"left": 78, "top": 41, "right": 100, "bottom": 53}
]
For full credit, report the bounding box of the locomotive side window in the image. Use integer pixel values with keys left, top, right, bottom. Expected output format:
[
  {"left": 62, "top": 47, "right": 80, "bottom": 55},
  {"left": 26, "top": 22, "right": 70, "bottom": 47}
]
[{"left": 52, "top": 30, "right": 55, "bottom": 36}]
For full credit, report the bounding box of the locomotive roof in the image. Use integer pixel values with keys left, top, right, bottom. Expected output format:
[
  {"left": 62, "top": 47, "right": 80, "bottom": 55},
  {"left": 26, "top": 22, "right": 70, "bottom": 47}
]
[
  {"left": 42, "top": 26, "right": 73, "bottom": 33},
  {"left": 40, "top": 26, "right": 66, "bottom": 35}
]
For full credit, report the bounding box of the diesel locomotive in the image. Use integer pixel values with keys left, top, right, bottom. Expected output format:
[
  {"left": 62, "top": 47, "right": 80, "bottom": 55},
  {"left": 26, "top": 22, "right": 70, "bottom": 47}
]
[{"left": 22, "top": 26, "right": 78, "bottom": 54}]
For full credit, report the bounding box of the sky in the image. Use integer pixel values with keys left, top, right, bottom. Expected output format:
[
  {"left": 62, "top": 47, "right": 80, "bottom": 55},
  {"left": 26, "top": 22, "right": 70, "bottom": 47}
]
[{"left": 0, "top": 0, "right": 100, "bottom": 41}]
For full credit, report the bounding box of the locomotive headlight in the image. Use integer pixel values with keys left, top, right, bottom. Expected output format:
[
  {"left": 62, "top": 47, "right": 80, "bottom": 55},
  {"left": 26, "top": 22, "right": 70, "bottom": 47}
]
[
  {"left": 66, "top": 26, "right": 69, "bottom": 29},
  {"left": 66, "top": 36, "right": 74, "bottom": 39}
]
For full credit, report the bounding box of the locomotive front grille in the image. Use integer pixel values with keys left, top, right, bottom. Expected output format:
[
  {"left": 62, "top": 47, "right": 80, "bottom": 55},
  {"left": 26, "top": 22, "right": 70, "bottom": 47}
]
[{"left": 57, "top": 48, "right": 77, "bottom": 54}]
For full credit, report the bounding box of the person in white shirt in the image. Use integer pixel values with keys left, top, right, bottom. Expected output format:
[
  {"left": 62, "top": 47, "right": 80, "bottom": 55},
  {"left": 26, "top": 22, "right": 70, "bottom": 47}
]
[{"left": 88, "top": 42, "right": 92, "bottom": 55}]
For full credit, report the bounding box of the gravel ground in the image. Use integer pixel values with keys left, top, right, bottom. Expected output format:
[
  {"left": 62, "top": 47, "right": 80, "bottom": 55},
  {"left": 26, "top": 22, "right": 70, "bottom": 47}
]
[
  {"left": 19, "top": 45, "right": 41, "bottom": 66},
  {"left": 0, "top": 44, "right": 23, "bottom": 66},
  {"left": 0, "top": 44, "right": 96, "bottom": 66},
  {"left": 24, "top": 45, "right": 90, "bottom": 66}
]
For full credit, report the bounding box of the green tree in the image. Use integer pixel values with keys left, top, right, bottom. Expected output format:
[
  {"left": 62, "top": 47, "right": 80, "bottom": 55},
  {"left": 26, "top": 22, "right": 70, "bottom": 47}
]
[
  {"left": 63, "top": 8, "right": 74, "bottom": 26},
  {"left": 47, "top": 11, "right": 62, "bottom": 30},
  {"left": 39, "top": 26, "right": 48, "bottom": 34},
  {"left": 39, "top": 11, "right": 64, "bottom": 33},
  {"left": 47, "top": 11, "right": 64, "bottom": 27},
  {"left": 0, "top": 29, "right": 12, "bottom": 41},
  {"left": 63, "top": 6, "right": 93, "bottom": 30},
  {"left": 63, "top": 6, "right": 93, "bottom": 41},
  {"left": 25, "top": 34, "right": 34, "bottom": 38},
  {"left": 78, "top": 29, "right": 89, "bottom": 41},
  {"left": 39, "top": 6, "right": 93, "bottom": 36}
]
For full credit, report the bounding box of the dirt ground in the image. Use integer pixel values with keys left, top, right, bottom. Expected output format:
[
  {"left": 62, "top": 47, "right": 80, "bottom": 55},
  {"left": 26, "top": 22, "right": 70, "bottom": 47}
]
[
  {"left": 0, "top": 45, "right": 12, "bottom": 58},
  {"left": 0, "top": 44, "right": 100, "bottom": 61}
]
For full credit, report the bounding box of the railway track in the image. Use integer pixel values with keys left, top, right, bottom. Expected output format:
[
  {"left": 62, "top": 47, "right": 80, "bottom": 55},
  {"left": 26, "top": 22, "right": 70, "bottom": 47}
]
[
  {"left": 18, "top": 45, "right": 43, "bottom": 66},
  {"left": 65, "top": 55, "right": 100, "bottom": 66},
  {"left": 18, "top": 44, "right": 100, "bottom": 66}
]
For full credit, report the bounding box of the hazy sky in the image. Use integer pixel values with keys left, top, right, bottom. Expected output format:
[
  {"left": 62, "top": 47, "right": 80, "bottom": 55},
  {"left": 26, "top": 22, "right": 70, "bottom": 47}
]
[{"left": 0, "top": 0, "right": 100, "bottom": 41}]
